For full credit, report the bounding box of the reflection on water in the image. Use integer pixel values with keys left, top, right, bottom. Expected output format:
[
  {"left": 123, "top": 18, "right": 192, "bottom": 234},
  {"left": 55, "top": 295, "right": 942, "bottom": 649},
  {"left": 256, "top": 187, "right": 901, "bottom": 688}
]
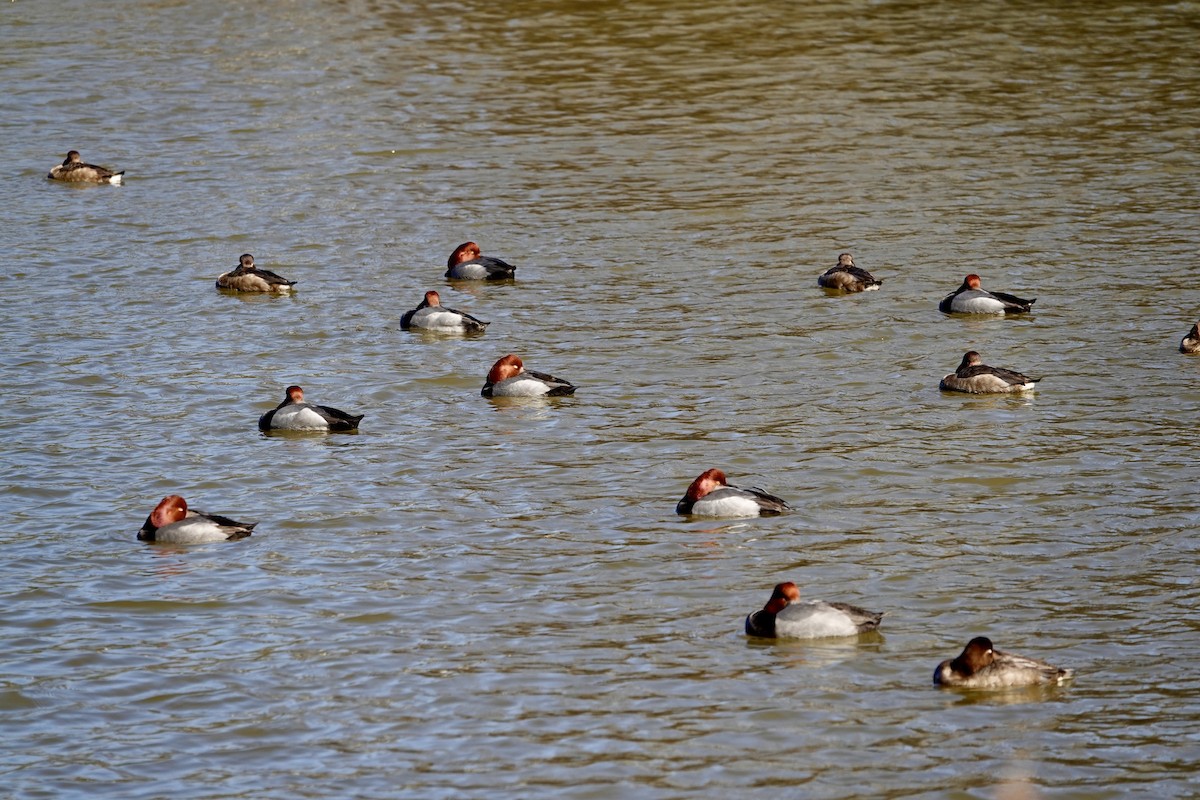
[{"left": 2, "top": 0, "right": 1199, "bottom": 797}]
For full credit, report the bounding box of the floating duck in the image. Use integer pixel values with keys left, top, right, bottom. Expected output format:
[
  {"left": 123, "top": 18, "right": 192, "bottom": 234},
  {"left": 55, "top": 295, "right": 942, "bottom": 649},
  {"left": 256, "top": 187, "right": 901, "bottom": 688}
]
[
  {"left": 817, "top": 253, "right": 882, "bottom": 292},
  {"left": 445, "top": 241, "right": 516, "bottom": 280},
  {"left": 258, "top": 386, "right": 364, "bottom": 431},
  {"left": 744, "top": 582, "right": 884, "bottom": 639},
  {"left": 676, "top": 468, "right": 789, "bottom": 517},
  {"left": 939, "top": 274, "right": 1034, "bottom": 314},
  {"left": 216, "top": 254, "right": 297, "bottom": 293},
  {"left": 137, "top": 495, "right": 255, "bottom": 544},
  {"left": 934, "top": 636, "right": 1074, "bottom": 689},
  {"left": 401, "top": 290, "right": 489, "bottom": 332},
  {"left": 48, "top": 150, "right": 124, "bottom": 184},
  {"left": 940, "top": 351, "right": 1040, "bottom": 394}
]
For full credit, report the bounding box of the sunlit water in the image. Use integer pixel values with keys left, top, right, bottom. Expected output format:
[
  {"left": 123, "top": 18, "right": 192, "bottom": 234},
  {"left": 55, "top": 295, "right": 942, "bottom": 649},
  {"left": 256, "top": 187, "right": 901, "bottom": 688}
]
[{"left": 2, "top": 1, "right": 1199, "bottom": 797}]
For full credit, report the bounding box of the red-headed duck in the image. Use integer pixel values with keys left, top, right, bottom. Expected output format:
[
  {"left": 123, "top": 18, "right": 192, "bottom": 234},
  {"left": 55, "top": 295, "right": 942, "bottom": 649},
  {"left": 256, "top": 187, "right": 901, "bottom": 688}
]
[
  {"left": 48, "top": 150, "right": 124, "bottom": 184},
  {"left": 401, "top": 290, "right": 489, "bottom": 332},
  {"left": 258, "top": 385, "right": 364, "bottom": 431},
  {"left": 744, "top": 582, "right": 884, "bottom": 639},
  {"left": 481, "top": 354, "right": 575, "bottom": 398},
  {"left": 1180, "top": 322, "right": 1200, "bottom": 354},
  {"left": 940, "top": 351, "right": 1040, "bottom": 394},
  {"left": 818, "top": 253, "right": 882, "bottom": 293},
  {"left": 939, "top": 274, "right": 1034, "bottom": 314},
  {"left": 216, "top": 254, "right": 297, "bottom": 293},
  {"left": 676, "top": 468, "right": 789, "bottom": 518},
  {"left": 934, "top": 636, "right": 1074, "bottom": 689},
  {"left": 137, "top": 495, "right": 255, "bottom": 544},
  {"left": 444, "top": 241, "right": 516, "bottom": 280}
]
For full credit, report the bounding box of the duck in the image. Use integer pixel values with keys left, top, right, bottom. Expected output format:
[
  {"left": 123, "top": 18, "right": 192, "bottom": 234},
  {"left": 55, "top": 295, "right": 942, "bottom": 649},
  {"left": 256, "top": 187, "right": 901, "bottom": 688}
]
[
  {"left": 48, "top": 150, "right": 124, "bottom": 184},
  {"left": 400, "top": 290, "right": 489, "bottom": 332},
  {"left": 675, "top": 468, "right": 789, "bottom": 517},
  {"left": 258, "top": 385, "right": 364, "bottom": 431},
  {"left": 137, "top": 495, "right": 255, "bottom": 544},
  {"left": 934, "top": 636, "right": 1074, "bottom": 689},
  {"left": 216, "top": 254, "right": 297, "bottom": 293},
  {"left": 817, "top": 253, "right": 882, "bottom": 292},
  {"left": 939, "top": 351, "right": 1040, "bottom": 394},
  {"left": 444, "top": 241, "right": 516, "bottom": 280},
  {"left": 481, "top": 354, "right": 575, "bottom": 397},
  {"left": 1181, "top": 322, "right": 1200, "bottom": 354},
  {"left": 744, "top": 582, "right": 884, "bottom": 639},
  {"left": 939, "top": 274, "right": 1035, "bottom": 314}
]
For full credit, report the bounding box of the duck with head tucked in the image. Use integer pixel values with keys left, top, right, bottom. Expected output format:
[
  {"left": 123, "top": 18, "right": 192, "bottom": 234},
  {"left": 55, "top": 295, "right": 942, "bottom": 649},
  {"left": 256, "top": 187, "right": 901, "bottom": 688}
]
[
  {"left": 481, "top": 354, "right": 575, "bottom": 397},
  {"left": 940, "top": 351, "right": 1040, "bottom": 394},
  {"left": 216, "top": 254, "right": 297, "bottom": 293},
  {"left": 676, "top": 468, "right": 789, "bottom": 518},
  {"left": 259, "top": 386, "right": 364, "bottom": 431},
  {"left": 48, "top": 150, "right": 124, "bottom": 184},
  {"left": 401, "top": 290, "right": 489, "bottom": 332},
  {"left": 744, "top": 581, "right": 884, "bottom": 639},
  {"left": 934, "top": 636, "right": 1074, "bottom": 689},
  {"left": 939, "top": 274, "right": 1034, "bottom": 314},
  {"left": 445, "top": 241, "right": 516, "bottom": 280},
  {"left": 1180, "top": 322, "right": 1200, "bottom": 354},
  {"left": 817, "top": 253, "right": 882, "bottom": 293},
  {"left": 138, "top": 495, "right": 255, "bottom": 544}
]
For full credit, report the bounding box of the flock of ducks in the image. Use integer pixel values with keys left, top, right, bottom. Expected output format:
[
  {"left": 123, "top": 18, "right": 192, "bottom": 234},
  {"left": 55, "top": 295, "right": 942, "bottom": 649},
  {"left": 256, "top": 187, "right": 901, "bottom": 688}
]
[{"left": 54, "top": 149, "right": 1194, "bottom": 691}]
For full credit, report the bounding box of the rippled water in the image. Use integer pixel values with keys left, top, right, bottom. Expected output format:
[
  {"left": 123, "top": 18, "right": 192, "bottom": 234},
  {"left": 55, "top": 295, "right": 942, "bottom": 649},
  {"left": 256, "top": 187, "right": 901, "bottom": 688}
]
[{"left": 3, "top": 1, "right": 1199, "bottom": 797}]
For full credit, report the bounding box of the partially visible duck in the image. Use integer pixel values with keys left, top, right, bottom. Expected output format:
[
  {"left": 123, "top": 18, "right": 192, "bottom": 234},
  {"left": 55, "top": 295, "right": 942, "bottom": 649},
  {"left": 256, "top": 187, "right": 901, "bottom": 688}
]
[
  {"left": 401, "top": 290, "right": 489, "bottom": 332},
  {"left": 934, "top": 636, "right": 1074, "bottom": 689},
  {"left": 445, "top": 241, "right": 516, "bottom": 280},
  {"left": 745, "top": 582, "right": 884, "bottom": 639},
  {"left": 216, "top": 254, "right": 297, "bottom": 293},
  {"left": 259, "top": 385, "right": 364, "bottom": 431},
  {"left": 137, "top": 495, "right": 255, "bottom": 544},
  {"left": 817, "top": 253, "right": 882, "bottom": 292},
  {"left": 1181, "top": 322, "right": 1200, "bottom": 354},
  {"left": 939, "top": 274, "right": 1034, "bottom": 314},
  {"left": 481, "top": 354, "right": 575, "bottom": 397},
  {"left": 940, "top": 351, "right": 1040, "bottom": 394},
  {"left": 676, "top": 468, "right": 789, "bottom": 518},
  {"left": 48, "top": 150, "right": 124, "bottom": 184}
]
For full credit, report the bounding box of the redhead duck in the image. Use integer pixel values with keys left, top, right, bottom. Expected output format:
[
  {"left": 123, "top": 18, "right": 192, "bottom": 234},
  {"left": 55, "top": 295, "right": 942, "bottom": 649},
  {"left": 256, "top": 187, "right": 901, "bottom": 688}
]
[
  {"left": 934, "top": 636, "right": 1074, "bottom": 689},
  {"left": 745, "top": 582, "right": 884, "bottom": 639},
  {"left": 401, "top": 290, "right": 489, "bottom": 332},
  {"left": 676, "top": 468, "right": 789, "bottom": 518},
  {"left": 817, "top": 253, "right": 882, "bottom": 292},
  {"left": 1180, "top": 323, "right": 1200, "bottom": 354},
  {"left": 940, "top": 351, "right": 1040, "bottom": 394},
  {"left": 939, "top": 274, "right": 1034, "bottom": 314},
  {"left": 481, "top": 354, "right": 575, "bottom": 397},
  {"left": 48, "top": 150, "right": 124, "bottom": 184},
  {"left": 137, "top": 495, "right": 255, "bottom": 544},
  {"left": 216, "top": 254, "right": 297, "bottom": 293},
  {"left": 445, "top": 241, "right": 516, "bottom": 280},
  {"left": 258, "top": 385, "right": 364, "bottom": 431}
]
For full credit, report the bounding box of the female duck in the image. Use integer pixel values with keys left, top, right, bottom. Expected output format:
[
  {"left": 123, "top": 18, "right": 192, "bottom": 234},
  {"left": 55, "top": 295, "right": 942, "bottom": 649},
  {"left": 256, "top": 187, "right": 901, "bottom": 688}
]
[
  {"left": 216, "top": 254, "right": 297, "bottom": 293},
  {"left": 934, "top": 636, "right": 1074, "bottom": 689},
  {"left": 445, "top": 241, "right": 516, "bottom": 280},
  {"left": 940, "top": 351, "right": 1040, "bottom": 394},
  {"left": 676, "top": 468, "right": 789, "bottom": 517},
  {"left": 482, "top": 354, "right": 575, "bottom": 397},
  {"left": 48, "top": 150, "right": 124, "bottom": 184},
  {"left": 1180, "top": 322, "right": 1200, "bottom": 354},
  {"left": 259, "top": 385, "right": 364, "bottom": 431},
  {"left": 745, "top": 582, "right": 884, "bottom": 639},
  {"left": 939, "top": 274, "right": 1034, "bottom": 314},
  {"left": 401, "top": 290, "right": 489, "bottom": 332},
  {"left": 138, "top": 495, "right": 255, "bottom": 544},
  {"left": 817, "top": 253, "right": 882, "bottom": 292}
]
